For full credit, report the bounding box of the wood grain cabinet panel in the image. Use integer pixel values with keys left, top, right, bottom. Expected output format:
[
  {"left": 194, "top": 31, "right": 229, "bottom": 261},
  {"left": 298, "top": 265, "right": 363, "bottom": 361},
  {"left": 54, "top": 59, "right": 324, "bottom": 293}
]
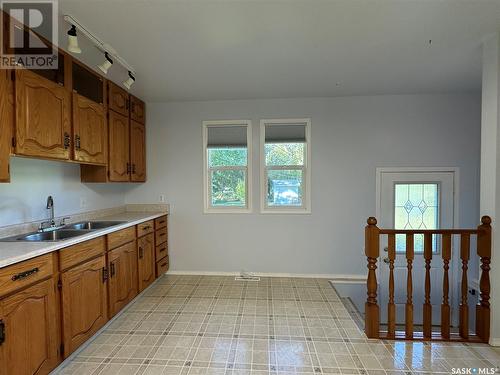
[
  {"left": 15, "top": 69, "right": 71, "bottom": 160},
  {"left": 130, "top": 120, "right": 146, "bottom": 182},
  {"left": 108, "top": 242, "right": 138, "bottom": 318},
  {"left": 137, "top": 233, "right": 155, "bottom": 292},
  {"left": 108, "top": 110, "right": 130, "bottom": 182},
  {"left": 61, "top": 256, "right": 108, "bottom": 357},
  {"left": 72, "top": 93, "right": 107, "bottom": 165},
  {"left": 130, "top": 96, "right": 145, "bottom": 124},
  {"left": 108, "top": 82, "right": 129, "bottom": 116},
  {"left": 0, "top": 69, "right": 13, "bottom": 182},
  {"left": 156, "top": 256, "right": 169, "bottom": 278},
  {"left": 0, "top": 278, "right": 59, "bottom": 375}
]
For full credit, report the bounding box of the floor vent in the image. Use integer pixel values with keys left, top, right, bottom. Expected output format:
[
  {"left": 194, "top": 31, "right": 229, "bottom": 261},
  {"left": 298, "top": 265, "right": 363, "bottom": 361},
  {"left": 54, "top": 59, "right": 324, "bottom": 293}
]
[{"left": 235, "top": 272, "right": 260, "bottom": 281}]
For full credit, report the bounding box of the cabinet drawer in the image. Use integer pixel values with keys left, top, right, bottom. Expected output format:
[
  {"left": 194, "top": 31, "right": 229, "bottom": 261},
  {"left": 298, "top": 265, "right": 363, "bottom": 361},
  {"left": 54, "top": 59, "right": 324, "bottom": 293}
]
[
  {"left": 156, "top": 256, "right": 169, "bottom": 277},
  {"left": 137, "top": 220, "right": 154, "bottom": 238},
  {"left": 107, "top": 226, "right": 135, "bottom": 250},
  {"left": 155, "top": 226, "right": 168, "bottom": 245},
  {"left": 155, "top": 242, "right": 168, "bottom": 261},
  {"left": 59, "top": 237, "right": 106, "bottom": 271},
  {"left": 154, "top": 215, "right": 167, "bottom": 230},
  {"left": 0, "top": 254, "right": 53, "bottom": 297}
]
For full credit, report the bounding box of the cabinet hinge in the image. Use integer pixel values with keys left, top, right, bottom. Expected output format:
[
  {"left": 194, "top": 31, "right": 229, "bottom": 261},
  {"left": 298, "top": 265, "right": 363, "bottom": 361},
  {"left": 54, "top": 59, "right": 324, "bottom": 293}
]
[
  {"left": 102, "top": 267, "right": 109, "bottom": 283},
  {"left": 11, "top": 137, "right": 16, "bottom": 148},
  {"left": 0, "top": 319, "right": 5, "bottom": 346},
  {"left": 60, "top": 343, "right": 64, "bottom": 355},
  {"left": 10, "top": 70, "right": 14, "bottom": 81},
  {"left": 57, "top": 279, "right": 62, "bottom": 290}
]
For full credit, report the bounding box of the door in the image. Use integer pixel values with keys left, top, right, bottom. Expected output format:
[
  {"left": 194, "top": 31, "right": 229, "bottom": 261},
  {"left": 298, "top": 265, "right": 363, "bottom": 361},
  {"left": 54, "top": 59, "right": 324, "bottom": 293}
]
[
  {"left": 108, "top": 82, "right": 129, "bottom": 116},
  {"left": 130, "top": 96, "right": 145, "bottom": 124},
  {"left": 108, "top": 242, "right": 138, "bottom": 318},
  {"left": 72, "top": 93, "right": 107, "bottom": 165},
  {"left": 15, "top": 69, "right": 71, "bottom": 160},
  {"left": 378, "top": 170, "right": 455, "bottom": 326},
  {"left": 61, "top": 256, "right": 108, "bottom": 357},
  {"left": 0, "top": 69, "right": 13, "bottom": 182},
  {"left": 108, "top": 110, "right": 130, "bottom": 182},
  {"left": 130, "top": 120, "right": 146, "bottom": 182},
  {"left": 137, "top": 233, "right": 155, "bottom": 292},
  {"left": 0, "top": 279, "right": 59, "bottom": 375}
]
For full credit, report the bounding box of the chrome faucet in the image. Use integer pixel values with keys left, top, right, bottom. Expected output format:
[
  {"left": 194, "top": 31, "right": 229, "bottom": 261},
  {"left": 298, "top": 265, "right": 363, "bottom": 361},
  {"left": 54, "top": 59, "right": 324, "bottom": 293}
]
[{"left": 47, "top": 196, "right": 55, "bottom": 226}]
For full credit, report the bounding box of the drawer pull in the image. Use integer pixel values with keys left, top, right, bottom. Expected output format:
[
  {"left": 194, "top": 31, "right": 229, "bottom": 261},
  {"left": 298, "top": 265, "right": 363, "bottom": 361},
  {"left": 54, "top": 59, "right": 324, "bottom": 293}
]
[
  {"left": 139, "top": 247, "right": 144, "bottom": 259},
  {"left": 110, "top": 262, "right": 116, "bottom": 277},
  {"left": 159, "top": 233, "right": 166, "bottom": 237},
  {"left": 0, "top": 319, "right": 4, "bottom": 345},
  {"left": 11, "top": 267, "right": 39, "bottom": 281},
  {"left": 160, "top": 262, "right": 167, "bottom": 267},
  {"left": 142, "top": 225, "right": 151, "bottom": 230},
  {"left": 159, "top": 246, "right": 166, "bottom": 253}
]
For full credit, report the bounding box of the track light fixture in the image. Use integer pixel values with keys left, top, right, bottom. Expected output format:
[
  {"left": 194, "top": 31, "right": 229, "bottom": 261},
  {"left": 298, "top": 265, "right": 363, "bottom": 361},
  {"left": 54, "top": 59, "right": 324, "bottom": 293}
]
[
  {"left": 97, "top": 52, "right": 113, "bottom": 75},
  {"left": 123, "top": 71, "right": 136, "bottom": 90},
  {"left": 67, "top": 25, "right": 81, "bottom": 54}
]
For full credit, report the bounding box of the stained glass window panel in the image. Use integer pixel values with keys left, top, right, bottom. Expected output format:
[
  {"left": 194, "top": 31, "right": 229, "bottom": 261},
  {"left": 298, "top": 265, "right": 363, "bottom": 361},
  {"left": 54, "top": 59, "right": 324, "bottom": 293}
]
[{"left": 394, "top": 183, "right": 439, "bottom": 253}]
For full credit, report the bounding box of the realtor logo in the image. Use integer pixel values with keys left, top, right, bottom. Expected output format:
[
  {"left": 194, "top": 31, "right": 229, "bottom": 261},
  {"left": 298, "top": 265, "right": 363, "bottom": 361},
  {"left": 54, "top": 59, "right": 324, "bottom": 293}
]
[{"left": 0, "top": 0, "right": 58, "bottom": 69}]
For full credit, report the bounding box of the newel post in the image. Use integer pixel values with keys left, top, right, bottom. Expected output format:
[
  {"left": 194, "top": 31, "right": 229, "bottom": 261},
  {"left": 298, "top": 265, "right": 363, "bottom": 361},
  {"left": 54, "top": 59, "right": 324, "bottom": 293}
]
[
  {"left": 476, "top": 216, "right": 491, "bottom": 343},
  {"left": 365, "top": 217, "right": 380, "bottom": 339}
]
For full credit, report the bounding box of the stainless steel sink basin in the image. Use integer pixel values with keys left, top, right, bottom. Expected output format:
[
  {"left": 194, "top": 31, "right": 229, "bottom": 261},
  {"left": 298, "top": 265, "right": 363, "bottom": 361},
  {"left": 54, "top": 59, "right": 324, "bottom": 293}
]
[
  {"left": 1, "top": 229, "right": 91, "bottom": 242},
  {"left": 63, "top": 221, "right": 126, "bottom": 230}
]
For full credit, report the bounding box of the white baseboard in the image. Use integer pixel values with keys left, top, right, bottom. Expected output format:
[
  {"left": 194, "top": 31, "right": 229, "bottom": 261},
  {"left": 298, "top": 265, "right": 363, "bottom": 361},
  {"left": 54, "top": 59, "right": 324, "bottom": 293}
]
[
  {"left": 166, "top": 270, "right": 366, "bottom": 281},
  {"left": 490, "top": 338, "right": 500, "bottom": 347}
]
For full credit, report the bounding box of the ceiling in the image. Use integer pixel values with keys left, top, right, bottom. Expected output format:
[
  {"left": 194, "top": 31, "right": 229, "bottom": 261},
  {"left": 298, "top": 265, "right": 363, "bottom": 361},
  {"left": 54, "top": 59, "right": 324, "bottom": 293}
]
[{"left": 58, "top": 0, "right": 500, "bottom": 102}]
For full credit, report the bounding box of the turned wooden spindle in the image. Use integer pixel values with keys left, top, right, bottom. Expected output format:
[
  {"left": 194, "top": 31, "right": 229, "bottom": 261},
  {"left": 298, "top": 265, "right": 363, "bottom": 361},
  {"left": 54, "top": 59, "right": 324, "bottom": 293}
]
[
  {"left": 387, "top": 234, "right": 396, "bottom": 339},
  {"left": 405, "top": 233, "right": 414, "bottom": 339},
  {"left": 476, "top": 216, "right": 491, "bottom": 343},
  {"left": 423, "top": 233, "right": 433, "bottom": 339},
  {"left": 459, "top": 233, "right": 470, "bottom": 339},
  {"left": 365, "top": 217, "right": 380, "bottom": 339},
  {"left": 441, "top": 233, "right": 451, "bottom": 339}
]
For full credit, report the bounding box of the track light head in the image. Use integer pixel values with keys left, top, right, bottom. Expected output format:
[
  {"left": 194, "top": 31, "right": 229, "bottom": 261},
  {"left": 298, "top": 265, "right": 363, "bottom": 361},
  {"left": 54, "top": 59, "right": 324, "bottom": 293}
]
[
  {"left": 67, "top": 25, "right": 81, "bottom": 54},
  {"left": 97, "top": 52, "right": 113, "bottom": 74},
  {"left": 123, "top": 71, "right": 136, "bottom": 90}
]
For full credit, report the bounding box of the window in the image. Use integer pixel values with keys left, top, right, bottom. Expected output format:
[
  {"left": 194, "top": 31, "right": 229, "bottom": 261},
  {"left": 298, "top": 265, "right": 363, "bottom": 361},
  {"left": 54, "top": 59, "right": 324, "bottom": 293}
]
[
  {"left": 203, "top": 120, "right": 252, "bottom": 213},
  {"left": 260, "top": 119, "right": 311, "bottom": 213},
  {"left": 394, "top": 183, "right": 440, "bottom": 253}
]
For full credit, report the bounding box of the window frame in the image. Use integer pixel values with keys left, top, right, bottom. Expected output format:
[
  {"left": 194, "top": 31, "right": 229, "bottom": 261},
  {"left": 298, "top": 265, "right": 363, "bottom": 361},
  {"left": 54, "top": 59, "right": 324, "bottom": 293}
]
[
  {"left": 202, "top": 120, "right": 252, "bottom": 214},
  {"left": 260, "top": 118, "right": 311, "bottom": 214}
]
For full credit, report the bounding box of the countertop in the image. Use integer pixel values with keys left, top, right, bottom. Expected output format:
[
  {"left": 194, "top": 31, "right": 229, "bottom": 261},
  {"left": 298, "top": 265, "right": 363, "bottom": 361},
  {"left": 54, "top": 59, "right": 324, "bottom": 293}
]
[{"left": 0, "top": 211, "right": 167, "bottom": 269}]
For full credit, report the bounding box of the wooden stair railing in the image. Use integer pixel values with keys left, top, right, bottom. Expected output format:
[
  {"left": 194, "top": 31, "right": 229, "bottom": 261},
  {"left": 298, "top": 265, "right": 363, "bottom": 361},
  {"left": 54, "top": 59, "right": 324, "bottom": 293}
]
[{"left": 364, "top": 216, "right": 491, "bottom": 343}]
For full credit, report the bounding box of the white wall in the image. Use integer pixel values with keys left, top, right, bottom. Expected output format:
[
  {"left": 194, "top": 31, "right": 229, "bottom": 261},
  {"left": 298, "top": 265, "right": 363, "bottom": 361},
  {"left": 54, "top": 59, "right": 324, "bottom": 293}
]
[
  {"left": 125, "top": 94, "right": 481, "bottom": 277},
  {"left": 0, "top": 157, "right": 130, "bottom": 227}
]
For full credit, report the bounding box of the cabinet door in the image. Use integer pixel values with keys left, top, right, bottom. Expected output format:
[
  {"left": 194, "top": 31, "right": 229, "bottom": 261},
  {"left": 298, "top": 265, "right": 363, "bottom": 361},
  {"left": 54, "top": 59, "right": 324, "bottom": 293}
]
[
  {"left": 130, "top": 96, "right": 145, "bottom": 124},
  {"left": 130, "top": 120, "right": 146, "bottom": 182},
  {"left": 0, "top": 279, "right": 59, "bottom": 375},
  {"left": 108, "top": 242, "right": 138, "bottom": 318},
  {"left": 0, "top": 69, "right": 13, "bottom": 182},
  {"left": 137, "top": 233, "right": 155, "bottom": 292},
  {"left": 72, "top": 93, "right": 107, "bottom": 165},
  {"left": 108, "top": 82, "right": 129, "bottom": 117},
  {"left": 15, "top": 69, "right": 71, "bottom": 160},
  {"left": 61, "top": 256, "right": 108, "bottom": 357},
  {"left": 108, "top": 110, "right": 130, "bottom": 182}
]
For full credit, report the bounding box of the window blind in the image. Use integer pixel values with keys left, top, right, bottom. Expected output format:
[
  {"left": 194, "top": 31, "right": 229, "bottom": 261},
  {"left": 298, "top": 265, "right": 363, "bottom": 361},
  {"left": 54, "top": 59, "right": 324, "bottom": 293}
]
[{"left": 207, "top": 126, "right": 247, "bottom": 148}]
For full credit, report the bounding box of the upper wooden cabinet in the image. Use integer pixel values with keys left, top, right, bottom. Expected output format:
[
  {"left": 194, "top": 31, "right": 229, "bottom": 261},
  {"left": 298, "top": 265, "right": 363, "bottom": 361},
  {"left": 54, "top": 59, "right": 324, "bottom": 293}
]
[
  {"left": 15, "top": 69, "right": 71, "bottom": 160},
  {"left": 72, "top": 94, "right": 107, "bottom": 165},
  {"left": 0, "top": 279, "right": 60, "bottom": 375},
  {"left": 130, "top": 120, "right": 146, "bottom": 182},
  {"left": 60, "top": 255, "right": 108, "bottom": 357},
  {"left": 130, "top": 96, "right": 145, "bottom": 124},
  {"left": 0, "top": 69, "right": 13, "bottom": 182},
  {"left": 108, "top": 110, "right": 130, "bottom": 182},
  {"left": 108, "top": 82, "right": 129, "bottom": 116}
]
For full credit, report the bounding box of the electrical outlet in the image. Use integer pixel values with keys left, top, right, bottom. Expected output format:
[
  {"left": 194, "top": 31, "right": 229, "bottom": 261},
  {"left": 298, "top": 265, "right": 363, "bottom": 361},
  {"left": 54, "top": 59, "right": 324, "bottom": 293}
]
[
  {"left": 80, "top": 197, "right": 87, "bottom": 209},
  {"left": 159, "top": 194, "right": 166, "bottom": 203}
]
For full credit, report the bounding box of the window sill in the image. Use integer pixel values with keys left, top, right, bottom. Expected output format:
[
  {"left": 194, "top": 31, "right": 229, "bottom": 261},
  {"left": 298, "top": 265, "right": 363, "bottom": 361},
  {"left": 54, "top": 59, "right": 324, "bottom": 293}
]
[
  {"left": 260, "top": 208, "right": 311, "bottom": 214},
  {"left": 203, "top": 208, "right": 253, "bottom": 214}
]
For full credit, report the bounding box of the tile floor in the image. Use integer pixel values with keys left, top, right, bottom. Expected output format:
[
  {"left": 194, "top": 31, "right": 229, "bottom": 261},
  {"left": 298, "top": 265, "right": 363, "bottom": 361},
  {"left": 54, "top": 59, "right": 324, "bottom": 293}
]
[{"left": 54, "top": 275, "right": 500, "bottom": 375}]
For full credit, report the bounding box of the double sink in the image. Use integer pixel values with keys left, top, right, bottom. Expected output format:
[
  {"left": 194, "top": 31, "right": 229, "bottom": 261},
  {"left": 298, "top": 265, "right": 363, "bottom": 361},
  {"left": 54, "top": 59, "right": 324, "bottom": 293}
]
[{"left": 0, "top": 221, "right": 127, "bottom": 242}]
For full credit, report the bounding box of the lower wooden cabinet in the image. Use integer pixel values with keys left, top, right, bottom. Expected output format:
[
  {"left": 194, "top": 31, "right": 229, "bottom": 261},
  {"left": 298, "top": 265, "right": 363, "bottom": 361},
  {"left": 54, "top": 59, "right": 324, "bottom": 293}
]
[
  {"left": 0, "top": 278, "right": 59, "bottom": 375},
  {"left": 60, "top": 256, "right": 108, "bottom": 357},
  {"left": 108, "top": 242, "right": 138, "bottom": 317},
  {"left": 137, "top": 233, "right": 155, "bottom": 292}
]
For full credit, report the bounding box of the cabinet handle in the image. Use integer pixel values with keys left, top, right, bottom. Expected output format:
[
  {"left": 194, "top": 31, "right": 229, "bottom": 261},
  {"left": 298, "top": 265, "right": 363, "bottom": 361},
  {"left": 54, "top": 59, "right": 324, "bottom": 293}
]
[
  {"left": 102, "top": 267, "right": 109, "bottom": 283},
  {"left": 132, "top": 164, "right": 136, "bottom": 174},
  {"left": 0, "top": 320, "right": 4, "bottom": 346},
  {"left": 142, "top": 225, "right": 151, "bottom": 231},
  {"left": 159, "top": 246, "right": 166, "bottom": 253},
  {"left": 75, "top": 135, "right": 81, "bottom": 150},
  {"left": 11, "top": 267, "right": 39, "bottom": 281},
  {"left": 110, "top": 262, "right": 116, "bottom": 277},
  {"left": 126, "top": 162, "right": 131, "bottom": 174},
  {"left": 139, "top": 247, "right": 144, "bottom": 259},
  {"left": 161, "top": 262, "right": 167, "bottom": 268},
  {"left": 64, "top": 133, "right": 70, "bottom": 149}
]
